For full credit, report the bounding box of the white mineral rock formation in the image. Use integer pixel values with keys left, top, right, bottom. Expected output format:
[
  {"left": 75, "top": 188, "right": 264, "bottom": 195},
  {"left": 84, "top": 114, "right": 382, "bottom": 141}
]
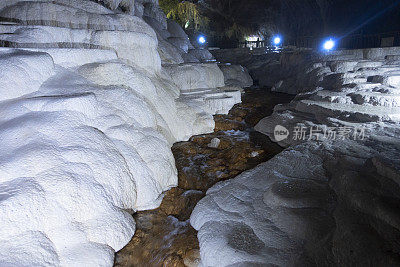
[
  {"left": 0, "top": 0, "right": 241, "bottom": 265},
  {"left": 207, "top": 138, "right": 220, "bottom": 148},
  {"left": 191, "top": 48, "right": 400, "bottom": 266},
  {"left": 218, "top": 64, "right": 253, "bottom": 88}
]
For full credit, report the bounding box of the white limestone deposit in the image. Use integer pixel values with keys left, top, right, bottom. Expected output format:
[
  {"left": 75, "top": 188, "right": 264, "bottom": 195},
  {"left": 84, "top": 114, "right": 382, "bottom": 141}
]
[
  {"left": 191, "top": 48, "right": 400, "bottom": 266},
  {"left": 218, "top": 64, "right": 253, "bottom": 88},
  {"left": 0, "top": 0, "right": 242, "bottom": 266}
]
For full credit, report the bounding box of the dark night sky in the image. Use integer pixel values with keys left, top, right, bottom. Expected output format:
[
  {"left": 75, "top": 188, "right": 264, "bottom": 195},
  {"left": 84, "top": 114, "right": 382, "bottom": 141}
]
[{"left": 196, "top": 0, "right": 400, "bottom": 39}]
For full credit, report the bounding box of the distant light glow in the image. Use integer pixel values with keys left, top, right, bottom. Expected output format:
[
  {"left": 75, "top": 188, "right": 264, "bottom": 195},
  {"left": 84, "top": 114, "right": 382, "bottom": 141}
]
[
  {"left": 198, "top": 36, "right": 206, "bottom": 44},
  {"left": 246, "top": 35, "right": 262, "bottom": 42},
  {"left": 323, "top": 38, "right": 335, "bottom": 51},
  {"left": 273, "top": 36, "right": 282, "bottom": 45}
]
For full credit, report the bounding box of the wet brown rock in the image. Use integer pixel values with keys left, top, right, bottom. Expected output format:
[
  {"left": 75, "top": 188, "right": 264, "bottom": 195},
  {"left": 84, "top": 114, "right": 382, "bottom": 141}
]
[
  {"left": 163, "top": 255, "right": 185, "bottom": 267},
  {"left": 214, "top": 115, "right": 245, "bottom": 131},
  {"left": 183, "top": 249, "right": 201, "bottom": 267},
  {"left": 114, "top": 211, "right": 199, "bottom": 267},
  {"left": 159, "top": 188, "right": 204, "bottom": 221}
]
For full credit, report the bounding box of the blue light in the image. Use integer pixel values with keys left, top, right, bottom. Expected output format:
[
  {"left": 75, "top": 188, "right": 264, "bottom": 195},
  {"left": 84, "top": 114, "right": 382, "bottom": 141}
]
[
  {"left": 198, "top": 36, "right": 206, "bottom": 44},
  {"left": 323, "top": 38, "right": 336, "bottom": 51},
  {"left": 273, "top": 35, "right": 282, "bottom": 45}
]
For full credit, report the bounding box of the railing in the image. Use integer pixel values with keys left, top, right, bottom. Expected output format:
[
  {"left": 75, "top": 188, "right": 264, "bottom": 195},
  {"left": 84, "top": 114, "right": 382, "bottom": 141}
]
[
  {"left": 238, "top": 40, "right": 267, "bottom": 49},
  {"left": 226, "top": 31, "right": 400, "bottom": 50},
  {"left": 289, "top": 31, "right": 400, "bottom": 49}
]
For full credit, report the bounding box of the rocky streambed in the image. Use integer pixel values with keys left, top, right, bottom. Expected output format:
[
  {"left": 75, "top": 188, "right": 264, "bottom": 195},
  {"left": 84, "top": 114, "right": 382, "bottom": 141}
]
[{"left": 114, "top": 89, "right": 293, "bottom": 266}]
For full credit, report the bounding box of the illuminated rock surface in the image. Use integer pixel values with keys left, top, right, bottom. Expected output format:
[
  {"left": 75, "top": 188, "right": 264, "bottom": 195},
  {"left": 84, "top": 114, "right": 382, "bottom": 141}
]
[
  {"left": 218, "top": 64, "right": 253, "bottom": 88},
  {"left": 191, "top": 48, "right": 400, "bottom": 266},
  {"left": 0, "top": 0, "right": 242, "bottom": 265}
]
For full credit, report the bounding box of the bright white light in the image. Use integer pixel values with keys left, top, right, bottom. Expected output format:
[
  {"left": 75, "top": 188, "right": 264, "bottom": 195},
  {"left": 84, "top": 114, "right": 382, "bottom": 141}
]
[
  {"left": 273, "top": 36, "right": 281, "bottom": 45},
  {"left": 323, "top": 39, "right": 335, "bottom": 51},
  {"left": 198, "top": 36, "right": 206, "bottom": 44},
  {"left": 246, "top": 36, "right": 259, "bottom": 42}
]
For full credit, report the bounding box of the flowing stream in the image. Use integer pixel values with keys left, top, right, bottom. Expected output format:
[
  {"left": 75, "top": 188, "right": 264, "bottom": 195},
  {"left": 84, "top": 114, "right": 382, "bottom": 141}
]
[{"left": 114, "top": 88, "right": 293, "bottom": 266}]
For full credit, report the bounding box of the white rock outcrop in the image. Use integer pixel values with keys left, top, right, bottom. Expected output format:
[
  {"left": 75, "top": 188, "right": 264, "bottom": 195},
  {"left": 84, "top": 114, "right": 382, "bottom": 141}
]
[
  {"left": 191, "top": 48, "right": 400, "bottom": 266},
  {"left": 191, "top": 138, "right": 400, "bottom": 266},
  {"left": 0, "top": 0, "right": 241, "bottom": 266},
  {"left": 0, "top": 49, "right": 54, "bottom": 101},
  {"left": 218, "top": 64, "right": 253, "bottom": 88}
]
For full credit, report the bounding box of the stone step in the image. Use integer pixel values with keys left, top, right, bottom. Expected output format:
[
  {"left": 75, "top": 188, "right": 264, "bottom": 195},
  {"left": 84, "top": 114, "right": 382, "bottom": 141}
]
[
  {"left": 385, "top": 55, "right": 400, "bottom": 61},
  {"left": 351, "top": 77, "right": 369, "bottom": 84},
  {"left": 0, "top": 22, "right": 161, "bottom": 72},
  {"left": 310, "top": 85, "right": 397, "bottom": 106},
  {"left": 310, "top": 90, "right": 353, "bottom": 104},
  {"left": 356, "top": 68, "right": 388, "bottom": 78},
  {"left": 181, "top": 89, "right": 240, "bottom": 115},
  {"left": 354, "top": 60, "right": 384, "bottom": 70},
  {"left": 181, "top": 87, "right": 241, "bottom": 102},
  {"left": 0, "top": 1, "right": 138, "bottom": 31},
  {"left": 0, "top": 47, "right": 118, "bottom": 68},
  {"left": 385, "top": 75, "right": 400, "bottom": 87},
  {"left": 180, "top": 88, "right": 215, "bottom": 96},
  {"left": 295, "top": 99, "right": 400, "bottom": 122},
  {"left": 327, "top": 60, "right": 359, "bottom": 72},
  {"left": 349, "top": 91, "right": 400, "bottom": 107},
  {"left": 320, "top": 73, "right": 368, "bottom": 89},
  {"left": 165, "top": 63, "right": 225, "bottom": 91},
  {"left": 353, "top": 83, "right": 382, "bottom": 91},
  {"left": 204, "top": 95, "right": 238, "bottom": 114},
  {"left": 368, "top": 74, "right": 400, "bottom": 87},
  {"left": 378, "top": 66, "right": 400, "bottom": 74},
  {"left": 372, "top": 86, "right": 400, "bottom": 94},
  {"left": 0, "top": 21, "right": 18, "bottom": 23}
]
